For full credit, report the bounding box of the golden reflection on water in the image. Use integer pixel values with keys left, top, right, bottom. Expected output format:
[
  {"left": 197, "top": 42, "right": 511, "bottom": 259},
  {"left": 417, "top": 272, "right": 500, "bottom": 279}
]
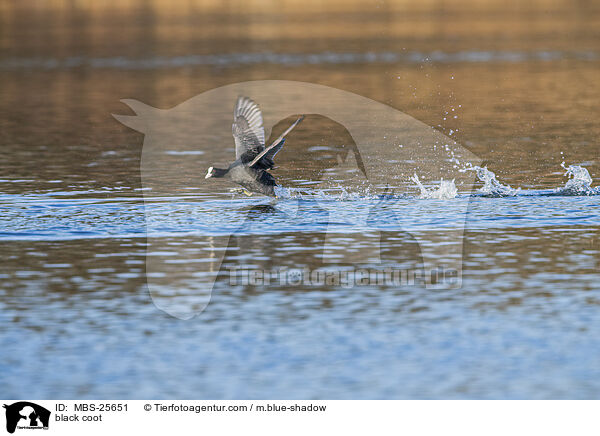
[
  {"left": 2, "top": 0, "right": 600, "bottom": 57},
  {"left": 1, "top": 1, "right": 599, "bottom": 190}
]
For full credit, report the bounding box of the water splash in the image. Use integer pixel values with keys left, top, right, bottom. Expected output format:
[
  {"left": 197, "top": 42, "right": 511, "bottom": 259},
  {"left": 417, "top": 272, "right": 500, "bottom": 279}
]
[
  {"left": 274, "top": 186, "right": 306, "bottom": 199},
  {"left": 556, "top": 162, "right": 596, "bottom": 195},
  {"left": 460, "top": 165, "right": 520, "bottom": 197},
  {"left": 275, "top": 161, "right": 597, "bottom": 200},
  {"left": 274, "top": 185, "right": 377, "bottom": 201},
  {"left": 411, "top": 174, "right": 458, "bottom": 199}
]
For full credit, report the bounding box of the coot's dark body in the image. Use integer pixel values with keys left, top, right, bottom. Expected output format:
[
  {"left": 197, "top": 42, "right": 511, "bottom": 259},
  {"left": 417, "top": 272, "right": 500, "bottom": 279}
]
[
  {"left": 223, "top": 160, "right": 277, "bottom": 197},
  {"left": 205, "top": 96, "right": 304, "bottom": 197}
]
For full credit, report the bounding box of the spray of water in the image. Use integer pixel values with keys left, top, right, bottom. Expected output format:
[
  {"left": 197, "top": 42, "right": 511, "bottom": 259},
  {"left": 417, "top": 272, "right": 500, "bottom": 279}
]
[
  {"left": 271, "top": 158, "right": 596, "bottom": 200},
  {"left": 411, "top": 173, "right": 458, "bottom": 199},
  {"left": 274, "top": 185, "right": 377, "bottom": 201},
  {"left": 556, "top": 162, "right": 596, "bottom": 195},
  {"left": 460, "top": 164, "right": 520, "bottom": 197}
]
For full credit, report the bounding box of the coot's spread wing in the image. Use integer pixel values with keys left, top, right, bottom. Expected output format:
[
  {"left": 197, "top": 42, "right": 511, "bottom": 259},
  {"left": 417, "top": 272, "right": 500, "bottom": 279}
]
[
  {"left": 232, "top": 96, "right": 265, "bottom": 159},
  {"left": 255, "top": 169, "right": 276, "bottom": 188},
  {"left": 249, "top": 139, "right": 285, "bottom": 169},
  {"left": 249, "top": 115, "right": 304, "bottom": 168}
]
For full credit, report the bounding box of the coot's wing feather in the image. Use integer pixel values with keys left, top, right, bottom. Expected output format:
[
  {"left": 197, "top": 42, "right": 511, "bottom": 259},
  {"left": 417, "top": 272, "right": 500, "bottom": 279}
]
[
  {"left": 249, "top": 115, "right": 304, "bottom": 168},
  {"left": 232, "top": 96, "right": 265, "bottom": 159}
]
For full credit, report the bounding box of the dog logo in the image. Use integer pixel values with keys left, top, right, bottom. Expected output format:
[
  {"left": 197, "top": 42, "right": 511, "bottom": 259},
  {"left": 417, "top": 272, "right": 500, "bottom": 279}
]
[
  {"left": 3, "top": 402, "right": 50, "bottom": 434},
  {"left": 114, "top": 80, "right": 481, "bottom": 319}
]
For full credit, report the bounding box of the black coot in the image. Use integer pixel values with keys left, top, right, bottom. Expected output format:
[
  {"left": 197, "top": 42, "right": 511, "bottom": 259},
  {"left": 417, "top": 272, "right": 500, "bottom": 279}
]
[{"left": 205, "top": 96, "right": 304, "bottom": 197}]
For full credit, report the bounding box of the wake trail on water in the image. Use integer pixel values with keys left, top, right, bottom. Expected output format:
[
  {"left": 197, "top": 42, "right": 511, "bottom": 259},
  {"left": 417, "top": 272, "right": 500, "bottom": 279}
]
[
  {"left": 272, "top": 159, "right": 597, "bottom": 201},
  {"left": 410, "top": 161, "right": 597, "bottom": 200}
]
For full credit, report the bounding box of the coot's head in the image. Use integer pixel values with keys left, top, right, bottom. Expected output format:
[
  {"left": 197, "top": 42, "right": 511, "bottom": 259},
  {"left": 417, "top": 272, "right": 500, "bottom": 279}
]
[{"left": 205, "top": 166, "right": 228, "bottom": 179}]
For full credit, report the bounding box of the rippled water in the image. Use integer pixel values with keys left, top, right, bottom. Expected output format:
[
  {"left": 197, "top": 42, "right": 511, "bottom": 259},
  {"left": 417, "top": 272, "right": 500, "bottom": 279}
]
[
  {"left": 1, "top": 1, "right": 600, "bottom": 399},
  {"left": 2, "top": 50, "right": 599, "bottom": 70}
]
